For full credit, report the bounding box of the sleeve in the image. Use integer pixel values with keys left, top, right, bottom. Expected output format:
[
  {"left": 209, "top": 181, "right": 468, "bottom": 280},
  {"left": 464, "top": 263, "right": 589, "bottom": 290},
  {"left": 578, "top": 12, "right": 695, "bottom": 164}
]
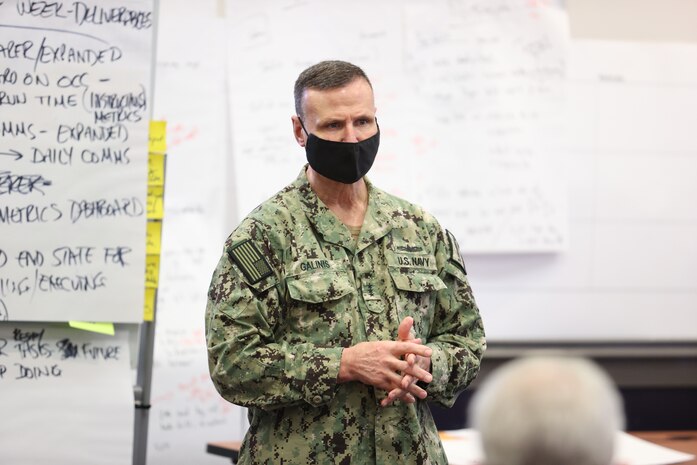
[
  {"left": 424, "top": 226, "right": 486, "bottom": 407},
  {"left": 205, "top": 218, "right": 343, "bottom": 411}
]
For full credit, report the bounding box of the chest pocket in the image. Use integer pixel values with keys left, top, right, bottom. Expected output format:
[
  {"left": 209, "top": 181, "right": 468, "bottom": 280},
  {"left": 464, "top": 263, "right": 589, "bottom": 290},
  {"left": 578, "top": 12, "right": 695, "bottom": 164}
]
[
  {"left": 386, "top": 251, "right": 446, "bottom": 340},
  {"left": 284, "top": 261, "right": 356, "bottom": 344},
  {"left": 286, "top": 269, "right": 354, "bottom": 303}
]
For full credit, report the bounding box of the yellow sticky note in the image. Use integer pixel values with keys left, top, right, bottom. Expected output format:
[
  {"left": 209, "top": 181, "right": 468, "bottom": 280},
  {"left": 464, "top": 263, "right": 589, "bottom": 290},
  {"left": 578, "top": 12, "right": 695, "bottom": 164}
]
[
  {"left": 147, "top": 186, "right": 164, "bottom": 219},
  {"left": 148, "top": 153, "right": 165, "bottom": 186},
  {"left": 149, "top": 120, "right": 167, "bottom": 153},
  {"left": 146, "top": 220, "right": 162, "bottom": 255},
  {"left": 68, "top": 321, "right": 115, "bottom": 335},
  {"left": 145, "top": 254, "right": 160, "bottom": 288},
  {"left": 143, "top": 288, "right": 156, "bottom": 321}
]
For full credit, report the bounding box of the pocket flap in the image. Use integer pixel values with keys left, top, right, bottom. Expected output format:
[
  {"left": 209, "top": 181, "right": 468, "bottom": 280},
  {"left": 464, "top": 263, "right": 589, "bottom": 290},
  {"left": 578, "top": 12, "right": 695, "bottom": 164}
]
[
  {"left": 286, "top": 271, "right": 355, "bottom": 303},
  {"left": 388, "top": 268, "right": 447, "bottom": 293}
]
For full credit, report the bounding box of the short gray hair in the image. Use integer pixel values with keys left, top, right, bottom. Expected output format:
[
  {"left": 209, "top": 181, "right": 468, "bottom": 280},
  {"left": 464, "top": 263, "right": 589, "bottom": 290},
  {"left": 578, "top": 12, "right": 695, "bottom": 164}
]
[
  {"left": 470, "top": 356, "right": 625, "bottom": 465},
  {"left": 293, "top": 60, "right": 372, "bottom": 118}
]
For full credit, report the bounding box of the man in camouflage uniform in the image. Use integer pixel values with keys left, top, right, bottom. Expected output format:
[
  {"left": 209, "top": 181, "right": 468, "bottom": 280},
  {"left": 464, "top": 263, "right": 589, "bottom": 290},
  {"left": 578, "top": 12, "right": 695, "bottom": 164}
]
[{"left": 206, "top": 60, "right": 485, "bottom": 464}]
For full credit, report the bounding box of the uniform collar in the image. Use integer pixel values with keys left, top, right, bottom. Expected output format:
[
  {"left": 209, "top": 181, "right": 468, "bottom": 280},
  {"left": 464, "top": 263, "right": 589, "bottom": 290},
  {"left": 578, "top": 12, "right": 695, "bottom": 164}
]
[{"left": 295, "top": 166, "right": 402, "bottom": 253}]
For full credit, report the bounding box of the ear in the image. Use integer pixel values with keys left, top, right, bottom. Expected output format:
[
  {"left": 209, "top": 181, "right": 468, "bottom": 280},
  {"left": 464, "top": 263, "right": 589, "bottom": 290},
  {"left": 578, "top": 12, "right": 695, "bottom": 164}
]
[{"left": 291, "top": 115, "right": 307, "bottom": 147}]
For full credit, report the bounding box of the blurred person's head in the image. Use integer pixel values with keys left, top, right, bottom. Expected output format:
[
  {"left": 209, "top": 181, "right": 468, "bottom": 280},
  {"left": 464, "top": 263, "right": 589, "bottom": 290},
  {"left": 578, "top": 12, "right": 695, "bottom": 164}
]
[{"left": 470, "top": 356, "right": 625, "bottom": 465}]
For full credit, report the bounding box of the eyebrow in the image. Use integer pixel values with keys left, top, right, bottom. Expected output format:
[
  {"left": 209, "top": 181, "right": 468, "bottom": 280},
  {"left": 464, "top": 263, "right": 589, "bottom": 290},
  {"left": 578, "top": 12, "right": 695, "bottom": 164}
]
[{"left": 318, "top": 114, "right": 375, "bottom": 125}]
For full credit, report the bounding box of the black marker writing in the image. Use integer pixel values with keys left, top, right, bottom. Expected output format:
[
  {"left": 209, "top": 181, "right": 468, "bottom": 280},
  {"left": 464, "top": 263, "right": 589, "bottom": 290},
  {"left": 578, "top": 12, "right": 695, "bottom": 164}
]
[
  {"left": 16, "top": 0, "right": 69, "bottom": 19},
  {"left": 15, "top": 362, "right": 62, "bottom": 379},
  {"left": 0, "top": 90, "right": 27, "bottom": 105},
  {"left": 56, "top": 122, "right": 127, "bottom": 143},
  {"left": 0, "top": 67, "right": 18, "bottom": 84},
  {"left": 16, "top": 249, "right": 44, "bottom": 267},
  {"left": 81, "top": 342, "right": 120, "bottom": 360},
  {"left": 1, "top": 120, "right": 36, "bottom": 139},
  {"left": 72, "top": 2, "right": 152, "bottom": 30},
  {"left": 52, "top": 246, "right": 94, "bottom": 266},
  {"left": 31, "top": 146, "right": 73, "bottom": 165},
  {"left": 13, "top": 327, "right": 52, "bottom": 359},
  {"left": 69, "top": 197, "right": 143, "bottom": 222},
  {"left": 103, "top": 246, "right": 130, "bottom": 266},
  {"left": 80, "top": 147, "right": 130, "bottom": 165},
  {"left": 0, "top": 202, "right": 63, "bottom": 224},
  {"left": 0, "top": 170, "right": 53, "bottom": 196},
  {"left": 0, "top": 39, "right": 34, "bottom": 60},
  {"left": 33, "top": 36, "right": 123, "bottom": 70},
  {"left": 35, "top": 270, "right": 106, "bottom": 292},
  {"left": 56, "top": 338, "right": 78, "bottom": 359},
  {"left": 0, "top": 277, "right": 31, "bottom": 297},
  {"left": 35, "top": 93, "right": 77, "bottom": 108}
]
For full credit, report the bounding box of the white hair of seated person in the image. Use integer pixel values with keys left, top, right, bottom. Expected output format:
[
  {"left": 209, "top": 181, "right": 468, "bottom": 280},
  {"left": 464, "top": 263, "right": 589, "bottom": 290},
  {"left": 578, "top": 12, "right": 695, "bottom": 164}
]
[{"left": 469, "top": 356, "right": 625, "bottom": 465}]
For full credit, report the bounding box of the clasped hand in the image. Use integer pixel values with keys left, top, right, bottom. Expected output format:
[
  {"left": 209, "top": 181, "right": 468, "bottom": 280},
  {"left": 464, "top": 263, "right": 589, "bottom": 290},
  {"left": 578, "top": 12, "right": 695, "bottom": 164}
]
[{"left": 338, "top": 316, "right": 432, "bottom": 407}]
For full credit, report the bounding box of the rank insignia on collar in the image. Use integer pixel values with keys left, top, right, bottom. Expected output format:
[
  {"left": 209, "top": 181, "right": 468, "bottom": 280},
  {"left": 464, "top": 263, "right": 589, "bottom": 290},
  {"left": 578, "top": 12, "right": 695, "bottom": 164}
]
[{"left": 229, "top": 239, "right": 273, "bottom": 284}]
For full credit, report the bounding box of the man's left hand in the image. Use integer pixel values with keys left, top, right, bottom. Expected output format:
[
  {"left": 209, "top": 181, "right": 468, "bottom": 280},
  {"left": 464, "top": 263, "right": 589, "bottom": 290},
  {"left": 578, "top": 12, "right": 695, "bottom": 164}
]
[{"left": 381, "top": 316, "right": 432, "bottom": 407}]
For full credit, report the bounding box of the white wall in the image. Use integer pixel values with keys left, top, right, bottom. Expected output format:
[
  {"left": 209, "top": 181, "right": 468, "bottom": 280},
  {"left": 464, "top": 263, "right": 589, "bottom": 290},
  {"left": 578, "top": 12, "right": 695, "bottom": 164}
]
[{"left": 144, "top": 0, "right": 697, "bottom": 462}]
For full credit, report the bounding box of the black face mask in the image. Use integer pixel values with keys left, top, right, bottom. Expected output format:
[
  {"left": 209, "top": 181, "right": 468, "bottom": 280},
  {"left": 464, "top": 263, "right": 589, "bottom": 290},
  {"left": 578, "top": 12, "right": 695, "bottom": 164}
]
[{"left": 299, "top": 118, "right": 380, "bottom": 184}]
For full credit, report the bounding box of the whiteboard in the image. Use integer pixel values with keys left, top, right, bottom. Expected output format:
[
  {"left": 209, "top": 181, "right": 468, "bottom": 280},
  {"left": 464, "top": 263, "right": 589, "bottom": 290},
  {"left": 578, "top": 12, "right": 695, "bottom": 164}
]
[
  {"left": 0, "top": 0, "right": 154, "bottom": 322},
  {"left": 227, "top": 0, "right": 568, "bottom": 253},
  {"left": 470, "top": 39, "right": 697, "bottom": 341},
  {"left": 0, "top": 323, "right": 133, "bottom": 465},
  {"left": 224, "top": 0, "right": 697, "bottom": 341},
  {"left": 147, "top": 11, "right": 247, "bottom": 465}
]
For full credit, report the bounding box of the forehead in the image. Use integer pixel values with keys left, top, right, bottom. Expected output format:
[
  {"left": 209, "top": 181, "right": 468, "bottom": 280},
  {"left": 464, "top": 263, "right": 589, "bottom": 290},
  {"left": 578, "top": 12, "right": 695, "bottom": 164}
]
[{"left": 301, "top": 78, "right": 375, "bottom": 118}]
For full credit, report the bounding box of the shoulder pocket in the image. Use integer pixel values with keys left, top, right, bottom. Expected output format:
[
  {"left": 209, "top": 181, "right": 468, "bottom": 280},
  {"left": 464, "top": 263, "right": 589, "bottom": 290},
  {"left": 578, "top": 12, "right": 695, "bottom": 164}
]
[
  {"left": 286, "top": 267, "right": 355, "bottom": 303},
  {"left": 446, "top": 229, "right": 467, "bottom": 276},
  {"left": 443, "top": 260, "right": 467, "bottom": 284}
]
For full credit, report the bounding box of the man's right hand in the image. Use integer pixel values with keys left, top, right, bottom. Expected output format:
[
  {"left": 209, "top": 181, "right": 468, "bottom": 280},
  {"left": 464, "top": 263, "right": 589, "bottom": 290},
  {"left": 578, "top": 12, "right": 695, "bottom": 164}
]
[{"left": 338, "top": 340, "right": 432, "bottom": 395}]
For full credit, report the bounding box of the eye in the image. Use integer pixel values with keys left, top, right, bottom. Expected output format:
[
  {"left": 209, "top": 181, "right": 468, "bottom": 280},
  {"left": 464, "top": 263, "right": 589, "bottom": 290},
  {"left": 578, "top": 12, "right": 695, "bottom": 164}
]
[
  {"left": 326, "top": 121, "right": 342, "bottom": 130},
  {"left": 356, "top": 118, "right": 371, "bottom": 126}
]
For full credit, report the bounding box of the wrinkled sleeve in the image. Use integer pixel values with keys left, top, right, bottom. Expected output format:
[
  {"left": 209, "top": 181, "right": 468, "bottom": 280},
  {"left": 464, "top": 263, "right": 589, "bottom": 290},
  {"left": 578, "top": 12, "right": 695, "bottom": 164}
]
[
  {"left": 425, "top": 225, "right": 486, "bottom": 407},
  {"left": 205, "top": 219, "right": 343, "bottom": 411}
]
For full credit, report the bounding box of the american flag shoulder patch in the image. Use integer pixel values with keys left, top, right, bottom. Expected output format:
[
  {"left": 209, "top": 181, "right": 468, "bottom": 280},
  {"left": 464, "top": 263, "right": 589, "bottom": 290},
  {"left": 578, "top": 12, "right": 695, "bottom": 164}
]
[{"left": 229, "top": 239, "right": 273, "bottom": 284}]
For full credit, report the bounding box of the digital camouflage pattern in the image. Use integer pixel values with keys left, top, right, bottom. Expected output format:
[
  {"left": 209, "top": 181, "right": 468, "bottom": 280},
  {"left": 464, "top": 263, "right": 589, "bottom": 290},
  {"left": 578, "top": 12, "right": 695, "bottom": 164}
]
[{"left": 206, "top": 167, "right": 486, "bottom": 465}]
